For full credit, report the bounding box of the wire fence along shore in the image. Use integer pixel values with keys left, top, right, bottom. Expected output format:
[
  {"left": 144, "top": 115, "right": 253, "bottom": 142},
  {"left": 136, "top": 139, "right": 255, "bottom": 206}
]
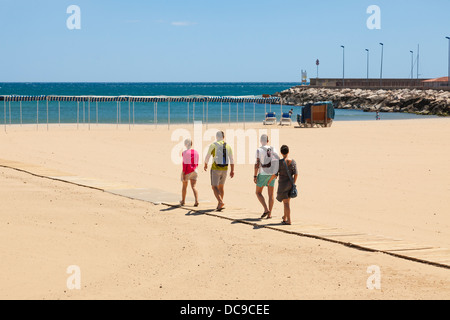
[{"left": 1, "top": 95, "right": 283, "bottom": 131}]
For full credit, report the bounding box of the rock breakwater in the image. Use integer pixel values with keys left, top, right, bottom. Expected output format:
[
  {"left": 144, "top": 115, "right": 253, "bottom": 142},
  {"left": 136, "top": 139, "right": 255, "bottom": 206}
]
[{"left": 275, "top": 87, "right": 450, "bottom": 116}]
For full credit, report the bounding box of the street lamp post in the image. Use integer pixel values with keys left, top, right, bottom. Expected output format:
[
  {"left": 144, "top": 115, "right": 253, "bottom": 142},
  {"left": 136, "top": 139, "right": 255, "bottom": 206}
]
[
  {"left": 446, "top": 37, "right": 450, "bottom": 87},
  {"left": 341, "top": 45, "right": 345, "bottom": 87},
  {"left": 379, "top": 43, "right": 384, "bottom": 87},
  {"left": 410, "top": 50, "right": 414, "bottom": 80},
  {"left": 316, "top": 59, "right": 320, "bottom": 80},
  {"left": 365, "top": 49, "right": 369, "bottom": 82}
]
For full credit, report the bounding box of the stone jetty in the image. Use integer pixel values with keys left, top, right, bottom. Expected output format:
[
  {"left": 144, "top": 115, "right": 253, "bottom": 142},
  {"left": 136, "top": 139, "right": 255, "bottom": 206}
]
[{"left": 275, "top": 87, "right": 450, "bottom": 116}]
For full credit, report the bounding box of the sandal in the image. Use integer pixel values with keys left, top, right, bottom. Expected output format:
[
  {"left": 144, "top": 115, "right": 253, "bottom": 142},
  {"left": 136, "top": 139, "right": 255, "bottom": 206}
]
[
  {"left": 282, "top": 221, "right": 291, "bottom": 225},
  {"left": 260, "top": 211, "right": 270, "bottom": 219},
  {"left": 194, "top": 202, "right": 199, "bottom": 207}
]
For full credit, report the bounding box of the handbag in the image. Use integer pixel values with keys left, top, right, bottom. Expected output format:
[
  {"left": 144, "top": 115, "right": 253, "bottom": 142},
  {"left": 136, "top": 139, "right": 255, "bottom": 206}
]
[{"left": 282, "top": 159, "right": 298, "bottom": 198}]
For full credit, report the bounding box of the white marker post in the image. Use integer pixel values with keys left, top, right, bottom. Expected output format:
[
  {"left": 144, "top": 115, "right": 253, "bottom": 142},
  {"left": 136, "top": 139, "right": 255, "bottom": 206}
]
[
  {"left": 46, "top": 98, "right": 49, "bottom": 131},
  {"left": 168, "top": 99, "right": 171, "bottom": 130},
  {"left": 4, "top": 100, "right": 6, "bottom": 132}
]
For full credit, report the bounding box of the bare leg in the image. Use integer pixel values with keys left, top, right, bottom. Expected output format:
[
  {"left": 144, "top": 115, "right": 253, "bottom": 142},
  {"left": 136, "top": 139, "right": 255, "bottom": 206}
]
[
  {"left": 212, "top": 186, "right": 224, "bottom": 209},
  {"left": 216, "top": 184, "right": 225, "bottom": 210},
  {"left": 181, "top": 180, "right": 188, "bottom": 205},
  {"left": 255, "top": 186, "right": 269, "bottom": 215},
  {"left": 282, "top": 198, "right": 291, "bottom": 224},
  {"left": 267, "top": 186, "right": 275, "bottom": 218},
  {"left": 217, "top": 184, "right": 225, "bottom": 200},
  {"left": 190, "top": 179, "right": 199, "bottom": 206}
]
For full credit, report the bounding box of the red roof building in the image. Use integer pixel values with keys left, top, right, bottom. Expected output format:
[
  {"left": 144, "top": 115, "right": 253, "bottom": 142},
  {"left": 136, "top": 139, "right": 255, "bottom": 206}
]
[{"left": 422, "top": 77, "right": 449, "bottom": 88}]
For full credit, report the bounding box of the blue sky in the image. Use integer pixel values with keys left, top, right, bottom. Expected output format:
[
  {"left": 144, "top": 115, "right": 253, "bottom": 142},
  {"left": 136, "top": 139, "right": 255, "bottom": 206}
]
[{"left": 0, "top": 0, "right": 449, "bottom": 82}]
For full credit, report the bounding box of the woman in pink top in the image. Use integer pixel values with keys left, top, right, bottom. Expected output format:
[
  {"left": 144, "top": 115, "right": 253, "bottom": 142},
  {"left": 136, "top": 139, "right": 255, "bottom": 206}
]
[{"left": 180, "top": 138, "right": 199, "bottom": 207}]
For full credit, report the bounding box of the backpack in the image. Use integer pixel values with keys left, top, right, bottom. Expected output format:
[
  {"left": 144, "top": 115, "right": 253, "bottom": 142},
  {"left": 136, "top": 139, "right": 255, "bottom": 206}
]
[
  {"left": 214, "top": 142, "right": 228, "bottom": 167},
  {"left": 260, "top": 147, "right": 273, "bottom": 168}
]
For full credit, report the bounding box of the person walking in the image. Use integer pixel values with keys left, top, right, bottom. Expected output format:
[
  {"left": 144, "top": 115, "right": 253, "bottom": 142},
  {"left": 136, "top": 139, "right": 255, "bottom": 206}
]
[
  {"left": 254, "top": 134, "right": 279, "bottom": 219},
  {"left": 204, "top": 131, "right": 234, "bottom": 211},
  {"left": 268, "top": 145, "right": 298, "bottom": 225},
  {"left": 180, "top": 138, "right": 199, "bottom": 207}
]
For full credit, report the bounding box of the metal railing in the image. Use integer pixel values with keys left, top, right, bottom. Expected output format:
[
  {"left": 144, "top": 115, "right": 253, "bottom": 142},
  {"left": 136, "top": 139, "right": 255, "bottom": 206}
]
[{"left": 1, "top": 95, "right": 281, "bottom": 132}]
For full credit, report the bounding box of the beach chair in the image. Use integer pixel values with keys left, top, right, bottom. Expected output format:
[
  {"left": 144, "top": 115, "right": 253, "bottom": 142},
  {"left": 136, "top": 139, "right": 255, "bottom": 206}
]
[
  {"left": 263, "top": 112, "right": 277, "bottom": 125},
  {"left": 279, "top": 113, "right": 292, "bottom": 126}
]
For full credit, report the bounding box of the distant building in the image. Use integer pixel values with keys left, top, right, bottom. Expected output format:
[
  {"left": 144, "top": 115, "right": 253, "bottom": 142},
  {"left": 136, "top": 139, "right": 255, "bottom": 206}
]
[
  {"left": 309, "top": 78, "right": 428, "bottom": 88},
  {"left": 422, "top": 77, "right": 449, "bottom": 88}
]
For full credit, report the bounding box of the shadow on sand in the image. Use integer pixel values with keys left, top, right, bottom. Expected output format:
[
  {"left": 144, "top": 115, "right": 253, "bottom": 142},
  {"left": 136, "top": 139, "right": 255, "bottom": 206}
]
[
  {"left": 231, "top": 218, "right": 286, "bottom": 229},
  {"left": 160, "top": 205, "right": 181, "bottom": 212},
  {"left": 185, "top": 209, "right": 217, "bottom": 216}
]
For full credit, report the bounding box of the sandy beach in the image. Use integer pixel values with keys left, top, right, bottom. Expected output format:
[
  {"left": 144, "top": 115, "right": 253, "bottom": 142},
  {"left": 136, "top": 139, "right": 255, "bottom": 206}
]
[{"left": 0, "top": 118, "right": 449, "bottom": 299}]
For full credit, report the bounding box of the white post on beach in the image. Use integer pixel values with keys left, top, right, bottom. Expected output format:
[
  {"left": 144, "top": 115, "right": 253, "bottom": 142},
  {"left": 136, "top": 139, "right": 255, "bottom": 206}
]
[
  {"left": 58, "top": 101, "right": 61, "bottom": 126},
  {"left": 243, "top": 101, "right": 246, "bottom": 129},
  {"left": 202, "top": 102, "right": 205, "bottom": 123},
  {"left": 88, "top": 98, "right": 91, "bottom": 131},
  {"left": 46, "top": 98, "right": 49, "bottom": 131},
  {"left": 192, "top": 102, "right": 195, "bottom": 127},
  {"left": 228, "top": 102, "right": 231, "bottom": 126},
  {"left": 168, "top": 99, "right": 171, "bottom": 130},
  {"left": 280, "top": 99, "right": 282, "bottom": 121},
  {"left": 9, "top": 101, "right": 11, "bottom": 125},
  {"left": 265, "top": 101, "right": 266, "bottom": 116},
  {"left": 236, "top": 103, "right": 238, "bottom": 123},
  {"left": 133, "top": 101, "right": 135, "bottom": 126},
  {"left": 128, "top": 99, "right": 131, "bottom": 131},
  {"left": 155, "top": 102, "right": 158, "bottom": 128},
  {"left": 20, "top": 101, "right": 22, "bottom": 126},
  {"left": 77, "top": 101, "right": 80, "bottom": 130},
  {"left": 253, "top": 102, "right": 255, "bottom": 122},
  {"left": 37, "top": 100, "right": 39, "bottom": 130},
  {"left": 4, "top": 100, "right": 6, "bottom": 132},
  {"left": 116, "top": 101, "right": 119, "bottom": 129},
  {"left": 119, "top": 101, "right": 121, "bottom": 124},
  {"left": 221, "top": 102, "right": 223, "bottom": 123},
  {"left": 83, "top": 101, "right": 85, "bottom": 124},
  {"left": 206, "top": 100, "right": 209, "bottom": 130},
  {"left": 187, "top": 102, "right": 189, "bottom": 124},
  {"left": 96, "top": 101, "right": 98, "bottom": 125}
]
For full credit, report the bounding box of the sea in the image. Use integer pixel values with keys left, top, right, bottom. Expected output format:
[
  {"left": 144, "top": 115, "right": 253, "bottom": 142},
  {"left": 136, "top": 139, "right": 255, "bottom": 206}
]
[{"left": 0, "top": 82, "right": 437, "bottom": 125}]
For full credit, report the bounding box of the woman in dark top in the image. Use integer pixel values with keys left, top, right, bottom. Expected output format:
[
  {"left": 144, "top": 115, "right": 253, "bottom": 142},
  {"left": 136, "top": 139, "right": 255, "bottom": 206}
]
[{"left": 268, "top": 145, "right": 298, "bottom": 225}]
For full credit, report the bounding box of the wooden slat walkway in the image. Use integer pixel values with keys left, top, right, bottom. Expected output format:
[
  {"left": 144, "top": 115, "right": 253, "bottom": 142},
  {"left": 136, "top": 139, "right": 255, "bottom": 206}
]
[{"left": 0, "top": 157, "right": 449, "bottom": 269}]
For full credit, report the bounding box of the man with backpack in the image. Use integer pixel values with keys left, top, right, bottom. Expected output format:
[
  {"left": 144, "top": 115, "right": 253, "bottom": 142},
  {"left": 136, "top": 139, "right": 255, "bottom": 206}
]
[
  {"left": 254, "top": 134, "right": 279, "bottom": 219},
  {"left": 204, "top": 131, "right": 235, "bottom": 211}
]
